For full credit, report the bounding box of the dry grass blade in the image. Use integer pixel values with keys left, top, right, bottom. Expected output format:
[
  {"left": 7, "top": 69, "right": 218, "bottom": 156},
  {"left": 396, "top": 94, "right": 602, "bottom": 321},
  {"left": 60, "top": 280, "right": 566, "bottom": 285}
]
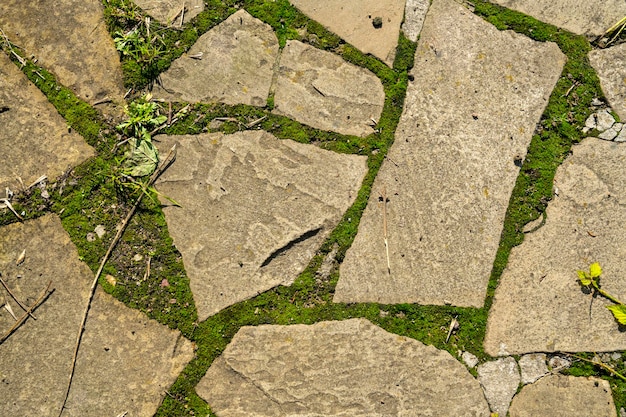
[
  {"left": 380, "top": 187, "right": 391, "bottom": 274},
  {"left": 0, "top": 274, "right": 37, "bottom": 320},
  {"left": 0, "top": 198, "right": 23, "bottom": 221},
  {"left": 0, "top": 281, "right": 53, "bottom": 344},
  {"left": 57, "top": 145, "right": 177, "bottom": 417}
]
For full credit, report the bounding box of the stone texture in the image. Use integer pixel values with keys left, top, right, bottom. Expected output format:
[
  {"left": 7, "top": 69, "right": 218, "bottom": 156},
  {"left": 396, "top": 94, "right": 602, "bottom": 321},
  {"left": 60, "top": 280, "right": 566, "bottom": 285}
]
[
  {"left": 289, "top": 0, "right": 405, "bottom": 66},
  {"left": 152, "top": 10, "right": 279, "bottom": 107},
  {"left": 0, "top": 52, "right": 94, "bottom": 191},
  {"left": 519, "top": 354, "right": 549, "bottom": 385},
  {"left": 484, "top": 138, "right": 626, "bottom": 356},
  {"left": 0, "top": 0, "right": 125, "bottom": 107},
  {"left": 596, "top": 109, "right": 617, "bottom": 131},
  {"left": 402, "top": 0, "right": 430, "bottom": 42},
  {"left": 197, "top": 318, "right": 490, "bottom": 416},
  {"left": 154, "top": 131, "right": 367, "bottom": 319},
  {"left": 335, "top": 0, "right": 565, "bottom": 307},
  {"left": 490, "top": 0, "right": 626, "bottom": 37},
  {"left": 273, "top": 40, "right": 385, "bottom": 137},
  {"left": 133, "top": 0, "right": 204, "bottom": 25},
  {"left": 508, "top": 375, "right": 617, "bottom": 417},
  {"left": 0, "top": 214, "right": 193, "bottom": 416},
  {"left": 477, "top": 357, "right": 520, "bottom": 417},
  {"left": 462, "top": 351, "right": 479, "bottom": 368},
  {"left": 590, "top": 43, "right": 626, "bottom": 121}
]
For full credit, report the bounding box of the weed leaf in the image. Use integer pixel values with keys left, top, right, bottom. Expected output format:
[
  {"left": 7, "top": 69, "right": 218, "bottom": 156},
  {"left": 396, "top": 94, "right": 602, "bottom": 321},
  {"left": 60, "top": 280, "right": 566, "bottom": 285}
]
[
  {"left": 590, "top": 262, "right": 603, "bottom": 278},
  {"left": 607, "top": 304, "right": 626, "bottom": 325},
  {"left": 577, "top": 270, "right": 592, "bottom": 286}
]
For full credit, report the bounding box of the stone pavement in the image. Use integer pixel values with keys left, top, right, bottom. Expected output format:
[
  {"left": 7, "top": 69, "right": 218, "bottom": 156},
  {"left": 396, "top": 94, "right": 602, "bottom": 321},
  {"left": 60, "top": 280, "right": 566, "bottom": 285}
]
[{"left": 1, "top": 0, "right": 626, "bottom": 416}]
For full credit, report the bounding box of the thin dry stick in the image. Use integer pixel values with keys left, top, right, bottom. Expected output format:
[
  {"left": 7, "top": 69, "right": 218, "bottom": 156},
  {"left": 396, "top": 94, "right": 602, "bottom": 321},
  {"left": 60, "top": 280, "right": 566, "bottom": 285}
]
[
  {"left": 0, "top": 274, "right": 36, "bottom": 320},
  {"left": 380, "top": 187, "right": 391, "bottom": 274},
  {"left": 0, "top": 281, "right": 53, "bottom": 344},
  {"left": 57, "top": 145, "right": 177, "bottom": 417}
]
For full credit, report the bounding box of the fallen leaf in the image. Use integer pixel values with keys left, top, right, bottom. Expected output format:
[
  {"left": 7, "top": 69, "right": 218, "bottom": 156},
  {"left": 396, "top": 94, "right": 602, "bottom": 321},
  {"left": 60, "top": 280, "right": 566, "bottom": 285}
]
[
  {"left": 160, "top": 278, "right": 169, "bottom": 288},
  {"left": 16, "top": 249, "right": 25, "bottom": 266}
]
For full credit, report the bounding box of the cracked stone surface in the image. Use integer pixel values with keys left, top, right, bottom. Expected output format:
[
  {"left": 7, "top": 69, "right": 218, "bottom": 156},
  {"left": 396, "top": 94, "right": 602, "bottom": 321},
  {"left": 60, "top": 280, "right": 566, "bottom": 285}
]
[
  {"left": 154, "top": 131, "right": 367, "bottom": 319},
  {"left": 273, "top": 40, "right": 385, "bottom": 137},
  {"left": 133, "top": 0, "right": 204, "bottom": 25},
  {"left": 589, "top": 43, "right": 626, "bottom": 121},
  {"left": 490, "top": 0, "right": 626, "bottom": 37},
  {"left": 335, "top": 0, "right": 565, "bottom": 307},
  {"left": 402, "top": 0, "right": 430, "bottom": 42},
  {"left": 508, "top": 375, "right": 617, "bottom": 417},
  {"left": 477, "top": 357, "right": 520, "bottom": 417},
  {"left": 197, "top": 318, "right": 490, "bottom": 416},
  {"left": 0, "top": 52, "right": 94, "bottom": 191},
  {"left": 485, "top": 138, "right": 626, "bottom": 356},
  {"left": 0, "top": 0, "right": 125, "bottom": 109},
  {"left": 288, "top": 0, "right": 405, "bottom": 66},
  {"left": 152, "top": 9, "right": 279, "bottom": 107},
  {"left": 0, "top": 214, "right": 194, "bottom": 416},
  {"left": 519, "top": 353, "right": 549, "bottom": 385}
]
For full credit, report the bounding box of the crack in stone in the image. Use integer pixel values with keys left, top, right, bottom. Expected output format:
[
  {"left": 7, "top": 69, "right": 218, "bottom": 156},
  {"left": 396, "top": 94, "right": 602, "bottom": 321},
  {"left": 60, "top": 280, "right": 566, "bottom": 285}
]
[{"left": 260, "top": 227, "right": 322, "bottom": 268}]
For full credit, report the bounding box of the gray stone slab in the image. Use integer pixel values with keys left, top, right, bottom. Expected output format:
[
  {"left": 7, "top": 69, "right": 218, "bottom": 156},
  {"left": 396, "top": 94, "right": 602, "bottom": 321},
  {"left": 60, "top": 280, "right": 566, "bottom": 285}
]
[
  {"left": 402, "top": 0, "right": 430, "bottom": 42},
  {"left": 490, "top": 0, "right": 626, "bottom": 37},
  {"left": 589, "top": 43, "right": 626, "bottom": 121},
  {"left": 0, "top": 214, "right": 193, "bottom": 416},
  {"left": 133, "top": 0, "right": 204, "bottom": 25},
  {"left": 273, "top": 40, "right": 385, "bottom": 137},
  {"left": 0, "top": 52, "right": 94, "bottom": 191},
  {"left": 477, "top": 357, "right": 520, "bottom": 417},
  {"left": 154, "top": 131, "right": 367, "bottom": 320},
  {"left": 289, "top": 0, "right": 405, "bottom": 66},
  {"left": 519, "top": 353, "right": 549, "bottom": 385},
  {"left": 484, "top": 138, "right": 626, "bottom": 356},
  {"left": 152, "top": 9, "right": 278, "bottom": 107},
  {"left": 334, "top": 0, "right": 565, "bottom": 307},
  {"left": 0, "top": 0, "right": 125, "bottom": 108},
  {"left": 508, "top": 375, "right": 617, "bottom": 417},
  {"left": 197, "top": 318, "right": 490, "bottom": 416}
]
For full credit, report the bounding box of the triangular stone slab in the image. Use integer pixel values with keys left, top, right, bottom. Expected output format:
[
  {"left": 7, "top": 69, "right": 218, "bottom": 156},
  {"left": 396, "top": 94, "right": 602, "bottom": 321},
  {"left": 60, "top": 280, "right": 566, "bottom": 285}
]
[
  {"left": 589, "top": 43, "right": 626, "bottom": 121},
  {"left": 289, "top": 0, "right": 405, "bottom": 66},
  {"left": 0, "top": 52, "right": 94, "bottom": 191},
  {"left": 152, "top": 10, "right": 278, "bottom": 107},
  {"left": 335, "top": 0, "right": 565, "bottom": 307},
  {"left": 508, "top": 375, "right": 617, "bottom": 417},
  {"left": 484, "top": 138, "right": 626, "bottom": 356},
  {"left": 133, "top": 0, "right": 204, "bottom": 25},
  {"left": 273, "top": 40, "right": 385, "bottom": 137},
  {"left": 0, "top": 214, "right": 194, "bottom": 416},
  {"left": 490, "top": 0, "right": 626, "bottom": 37},
  {"left": 197, "top": 318, "right": 490, "bottom": 416},
  {"left": 154, "top": 131, "right": 367, "bottom": 320},
  {"left": 0, "top": 0, "right": 125, "bottom": 107}
]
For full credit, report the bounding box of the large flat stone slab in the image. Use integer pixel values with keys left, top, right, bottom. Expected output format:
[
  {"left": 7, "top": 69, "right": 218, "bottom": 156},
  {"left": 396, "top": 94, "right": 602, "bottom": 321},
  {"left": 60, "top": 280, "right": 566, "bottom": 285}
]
[
  {"left": 490, "top": 0, "right": 626, "bottom": 37},
  {"left": 589, "top": 43, "right": 626, "bottom": 121},
  {"left": 0, "top": 0, "right": 125, "bottom": 107},
  {"left": 289, "top": 0, "right": 405, "bottom": 66},
  {"left": 485, "top": 138, "right": 626, "bottom": 356},
  {"left": 335, "top": 0, "right": 565, "bottom": 307},
  {"left": 0, "top": 214, "right": 194, "bottom": 416},
  {"left": 273, "top": 40, "right": 385, "bottom": 137},
  {"left": 0, "top": 52, "right": 94, "bottom": 191},
  {"left": 154, "top": 131, "right": 367, "bottom": 320},
  {"left": 508, "top": 375, "right": 617, "bottom": 417},
  {"left": 197, "top": 318, "right": 490, "bottom": 416},
  {"left": 133, "top": 0, "right": 204, "bottom": 25},
  {"left": 152, "top": 10, "right": 278, "bottom": 107}
]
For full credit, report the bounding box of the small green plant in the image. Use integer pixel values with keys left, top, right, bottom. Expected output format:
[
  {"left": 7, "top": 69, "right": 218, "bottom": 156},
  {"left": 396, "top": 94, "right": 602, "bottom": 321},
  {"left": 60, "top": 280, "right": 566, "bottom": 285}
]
[
  {"left": 114, "top": 27, "right": 162, "bottom": 64},
  {"left": 577, "top": 262, "right": 626, "bottom": 325}
]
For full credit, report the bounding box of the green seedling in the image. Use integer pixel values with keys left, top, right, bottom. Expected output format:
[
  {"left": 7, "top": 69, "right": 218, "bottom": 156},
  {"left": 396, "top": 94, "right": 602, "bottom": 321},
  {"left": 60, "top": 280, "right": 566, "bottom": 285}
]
[
  {"left": 577, "top": 262, "right": 626, "bottom": 325},
  {"left": 114, "top": 27, "right": 162, "bottom": 64}
]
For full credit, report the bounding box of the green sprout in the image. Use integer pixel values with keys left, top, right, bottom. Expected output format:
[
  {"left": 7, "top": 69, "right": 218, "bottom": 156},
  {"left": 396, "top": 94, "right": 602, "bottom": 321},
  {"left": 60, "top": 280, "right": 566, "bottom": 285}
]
[{"left": 577, "top": 262, "right": 626, "bottom": 325}]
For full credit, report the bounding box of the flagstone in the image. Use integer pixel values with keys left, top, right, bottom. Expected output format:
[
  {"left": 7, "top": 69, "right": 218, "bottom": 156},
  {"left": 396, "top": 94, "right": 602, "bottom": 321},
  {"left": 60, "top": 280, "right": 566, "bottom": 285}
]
[
  {"left": 154, "top": 131, "right": 367, "bottom": 320},
  {"left": 152, "top": 9, "right": 278, "bottom": 107},
  {"left": 133, "top": 0, "right": 204, "bottom": 25},
  {"left": 289, "top": 0, "right": 405, "bottom": 66},
  {"left": 335, "top": 0, "right": 565, "bottom": 307},
  {"left": 273, "top": 40, "right": 385, "bottom": 137},
  {"left": 490, "top": 0, "right": 626, "bottom": 37},
  {"left": 508, "top": 375, "right": 617, "bottom": 417},
  {"left": 197, "top": 318, "right": 490, "bottom": 416},
  {"left": 589, "top": 43, "right": 626, "bottom": 121},
  {"left": 0, "top": 214, "right": 193, "bottom": 416},
  {"left": 0, "top": 0, "right": 125, "bottom": 109},
  {"left": 0, "top": 52, "right": 94, "bottom": 191},
  {"left": 484, "top": 138, "right": 626, "bottom": 356}
]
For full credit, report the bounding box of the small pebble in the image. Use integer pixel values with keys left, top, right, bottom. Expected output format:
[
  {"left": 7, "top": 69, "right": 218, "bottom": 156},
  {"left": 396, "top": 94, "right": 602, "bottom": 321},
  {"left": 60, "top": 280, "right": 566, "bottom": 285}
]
[
  {"left": 86, "top": 232, "right": 96, "bottom": 242},
  {"left": 548, "top": 354, "right": 571, "bottom": 372},
  {"left": 133, "top": 253, "right": 144, "bottom": 262},
  {"left": 94, "top": 225, "right": 106, "bottom": 239},
  {"left": 462, "top": 351, "right": 479, "bottom": 368},
  {"left": 591, "top": 98, "right": 603, "bottom": 106},
  {"left": 595, "top": 109, "right": 615, "bottom": 132}
]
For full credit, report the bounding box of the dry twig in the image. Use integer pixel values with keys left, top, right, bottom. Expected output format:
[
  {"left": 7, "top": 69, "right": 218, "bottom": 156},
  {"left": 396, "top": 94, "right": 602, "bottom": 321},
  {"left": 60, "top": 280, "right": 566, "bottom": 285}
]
[
  {"left": 0, "top": 281, "right": 53, "bottom": 344},
  {"left": 380, "top": 187, "right": 391, "bottom": 274},
  {"left": 57, "top": 145, "right": 177, "bottom": 417},
  {"left": 0, "top": 273, "right": 36, "bottom": 320}
]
